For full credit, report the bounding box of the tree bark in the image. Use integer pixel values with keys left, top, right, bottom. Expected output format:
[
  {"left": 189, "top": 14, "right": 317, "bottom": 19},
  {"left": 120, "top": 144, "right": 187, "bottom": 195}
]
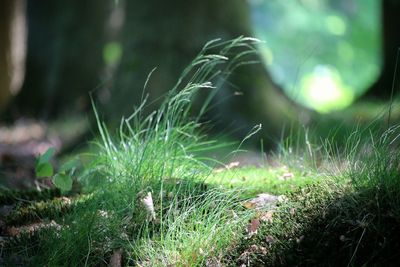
[
  {"left": 11, "top": 0, "right": 110, "bottom": 118},
  {"left": 363, "top": 0, "right": 400, "bottom": 99},
  {"left": 0, "top": 0, "right": 27, "bottom": 114},
  {"left": 108, "top": 0, "right": 306, "bottom": 144},
  {"left": 3, "top": 0, "right": 308, "bottom": 146}
]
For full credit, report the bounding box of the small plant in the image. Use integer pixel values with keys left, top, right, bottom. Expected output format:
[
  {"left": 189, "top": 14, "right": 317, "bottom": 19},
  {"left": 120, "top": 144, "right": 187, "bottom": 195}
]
[{"left": 35, "top": 147, "right": 80, "bottom": 192}]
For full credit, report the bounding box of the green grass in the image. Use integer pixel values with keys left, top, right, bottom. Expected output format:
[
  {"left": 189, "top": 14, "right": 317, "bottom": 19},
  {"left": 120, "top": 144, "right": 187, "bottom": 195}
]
[
  {"left": 2, "top": 36, "right": 400, "bottom": 267},
  {"left": 130, "top": 190, "right": 251, "bottom": 266},
  {"left": 226, "top": 125, "right": 400, "bottom": 266},
  {"left": 2, "top": 37, "right": 263, "bottom": 266},
  {"left": 207, "top": 165, "right": 319, "bottom": 198}
]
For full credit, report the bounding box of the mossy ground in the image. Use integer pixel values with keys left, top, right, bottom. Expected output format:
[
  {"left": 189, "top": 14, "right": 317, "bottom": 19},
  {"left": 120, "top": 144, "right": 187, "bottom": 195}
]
[
  {"left": 2, "top": 135, "right": 400, "bottom": 266},
  {"left": 1, "top": 36, "right": 399, "bottom": 266}
]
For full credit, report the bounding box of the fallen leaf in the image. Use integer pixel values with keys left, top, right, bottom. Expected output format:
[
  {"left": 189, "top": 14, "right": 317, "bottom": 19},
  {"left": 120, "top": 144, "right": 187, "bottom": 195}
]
[
  {"left": 265, "top": 235, "right": 275, "bottom": 244},
  {"left": 244, "top": 193, "right": 279, "bottom": 210},
  {"left": 247, "top": 218, "right": 260, "bottom": 237},
  {"left": 213, "top": 161, "right": 240, "bottom": 172},
  {"left": 260, "top": 210, "right": 274, "bottom": 223},
  {"left": 279, "top": 172, "right": 294, "bottom": 181},
  {"left": 98, "top": 210, "right": 109, "bottom": 218},
  {"left": 142, "top": 192, "right": 156, "bottom": 220},
  {"left": 109, "top": 249, "right": 123, "bottom": 267},
  {"left": 290, "top": 208, "right": 296, "bottom": 216},
  {"left": 243, "top": 201, "right": 256, "bottom": 209},
  {"left": 249, "top": 244, "right": 258, "bottom": 251},
  {"left": 6, "top": 226, "right": 19, "bottom": 237},
  {"left": 259, "top": 246, "right": 268, "bottom": 255},
  {"left": 226, "top": 161, "right": 240, "bottom": 169}
]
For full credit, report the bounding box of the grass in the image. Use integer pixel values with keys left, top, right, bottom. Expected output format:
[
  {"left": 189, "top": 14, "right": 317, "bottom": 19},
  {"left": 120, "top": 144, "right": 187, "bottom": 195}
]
[
  {"left": 2, "top": 36, "right": 400, "bottom": 266},
  {"left": 131, "top": 190, "right": 250, "bottom": 266},
  {"left": 226, "top": 124, "right": 400, "bottom": 266},
  {"left": 207, "top": 165, "right": 319, "bottom": 198},
  {"left": 2, "top": 37, "right": 262, "bottom": 266}
]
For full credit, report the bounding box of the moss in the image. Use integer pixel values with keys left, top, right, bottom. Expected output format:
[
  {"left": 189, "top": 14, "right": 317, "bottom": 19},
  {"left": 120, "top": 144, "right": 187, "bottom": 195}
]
[
  {"left": 4, "top": 194, "right": 91, "bottom": 226},
  {"left": 0, "top": 188, "right": 61, "bottom": 205}
]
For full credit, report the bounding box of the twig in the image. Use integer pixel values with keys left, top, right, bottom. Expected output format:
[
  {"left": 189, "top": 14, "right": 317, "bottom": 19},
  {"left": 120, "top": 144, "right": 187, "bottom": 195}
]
[{"left": 347, "top": 227, "right": 366, "bottom": 267}]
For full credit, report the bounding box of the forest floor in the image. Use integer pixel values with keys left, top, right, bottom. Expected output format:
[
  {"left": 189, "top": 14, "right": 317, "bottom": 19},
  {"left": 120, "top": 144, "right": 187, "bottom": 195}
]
[
  {"left": 1, "top": 37, "right": 400, "bottom": 266},
  {"left": 1, "top": 102, "right": 400, "bottom": 266}
]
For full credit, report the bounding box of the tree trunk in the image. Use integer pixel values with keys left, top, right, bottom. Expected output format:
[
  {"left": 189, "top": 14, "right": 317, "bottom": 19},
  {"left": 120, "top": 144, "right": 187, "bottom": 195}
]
[
  {"left": 107, "top": 0, "right": 306, "bottom": 145},
  {"left": 3, "top": 0, "right": 308, "bottom": 146},
  {"left": 0, "top": 0, "right": 27, "bottom": 114},
  {"left": 11, "top": 0, "right": 110, "bottom": 118},
  {"left": 363, "top": 0, "right": 400, "bottom": 99}
]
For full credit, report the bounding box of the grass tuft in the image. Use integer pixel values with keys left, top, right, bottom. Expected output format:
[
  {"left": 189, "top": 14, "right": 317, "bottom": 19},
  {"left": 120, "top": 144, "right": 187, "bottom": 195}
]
[{"left": 2, "top": 37, "right": 261, "bottom": 266}]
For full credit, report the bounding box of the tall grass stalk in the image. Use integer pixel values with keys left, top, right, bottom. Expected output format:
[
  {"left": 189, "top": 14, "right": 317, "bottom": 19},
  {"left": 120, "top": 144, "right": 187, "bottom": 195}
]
[{"left": 26, "top": 37, "right": 260, "bottom": 266}]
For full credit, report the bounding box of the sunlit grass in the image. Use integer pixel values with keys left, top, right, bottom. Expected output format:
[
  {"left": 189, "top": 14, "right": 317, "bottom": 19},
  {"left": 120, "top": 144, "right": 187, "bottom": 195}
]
[
  {"left": 227, "top": 124, "right": 400, "bottom": 266},
  {"left": 3, "top": 37, "right": 263, "bottom": 267},
  {"left": 3, "top": 34, "right": 399, "bottom": 267},
  {"left": 207, "top": 165, "right": 319, "bottom": 198}
]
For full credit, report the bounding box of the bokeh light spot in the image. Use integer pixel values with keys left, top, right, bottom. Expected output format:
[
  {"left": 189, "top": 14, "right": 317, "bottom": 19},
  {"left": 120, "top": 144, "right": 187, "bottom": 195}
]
[
  {"left": 103, "top": 42, "right": 122, "bottom": 65},
  {"left": 325, "top": 15, "right": 347, "bottom": 36},
  {"left": 301, "top": 65, "right": 354, "bottom": 113}
]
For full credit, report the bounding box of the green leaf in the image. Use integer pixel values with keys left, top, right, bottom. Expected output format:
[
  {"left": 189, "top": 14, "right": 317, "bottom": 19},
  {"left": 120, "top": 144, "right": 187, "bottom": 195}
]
[
  {"left": 59, "top": 159, "right": 80, "bottom": 173},
  {"left": 38, "top": 147, "right": 55, "bottom": 165},
  {"left": 35, "top": 162, "right": 54, "bottom": 178},
  {"left": 52, "top": 173, "right": 73, "bottom": 191}
]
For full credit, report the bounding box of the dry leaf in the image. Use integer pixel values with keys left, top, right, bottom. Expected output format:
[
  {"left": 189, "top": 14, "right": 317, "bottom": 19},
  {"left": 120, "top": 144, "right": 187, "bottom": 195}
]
[
  {"left": 260, "top": 210, "right": 274, "bottom": 223},
  {"left": 109, "top": 249, "right": 123, "bottom": 267},
  {"left": 247, "top": 218, "right": 260, "bottom": 236},
  {"left": 265, "top": 235, "right": 275, "bottom": 244},
  {"left": 290, "top": 208, "right": 296, "bottom": 216},
  {"left": 213, "top": 161, "right": 240, "bottom": 172},
  {"left": 279, "top": 172, "right": 295, "bottom": 181},
  {"left": 244, "top": 193, "right": 279, "bottom": 210},
  {"left": 98, "top": 210, "right": 109, "bottom": 218},
  {"left": 142, "top": 192, "right": 156, "bottom": 220},
  {"left": 226, "top": 161, "right": 240, "bottom": 169},
  {"left": 7, "top": 226, "right": 19, "bottom": 237},
  {"left": 243, "top": 201, "right": 256, "bottom": 209}
]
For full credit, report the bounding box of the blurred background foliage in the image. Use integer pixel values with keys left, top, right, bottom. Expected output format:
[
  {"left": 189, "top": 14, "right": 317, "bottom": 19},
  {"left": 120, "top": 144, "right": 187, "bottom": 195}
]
[
  {"left": 0, "top": 0, "right": 399, "bottom": 148},
  {"left": 251, "top": 0, "right": 381, "bottom": 112},
  {"left": 1, "top": 0, "right": 400, "bottom": 191}
]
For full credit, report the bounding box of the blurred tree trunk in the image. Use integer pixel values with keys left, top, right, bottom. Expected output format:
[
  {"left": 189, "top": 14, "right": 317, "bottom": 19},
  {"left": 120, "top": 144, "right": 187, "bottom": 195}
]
[
  {"left": 109, "top": 0, "right": 307, "bottom": 144},
  {"left": 363, "top": 0, "right": 400, "bottom": 99},
  {"left": 3, "top": 0, "right": 308, "bottom": 146},
  {"left": 11, "top": 0, "right": 110, "bottom": 118},
  {"left": 0, "top": 0, "right": 27, "bottom": 114}
]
